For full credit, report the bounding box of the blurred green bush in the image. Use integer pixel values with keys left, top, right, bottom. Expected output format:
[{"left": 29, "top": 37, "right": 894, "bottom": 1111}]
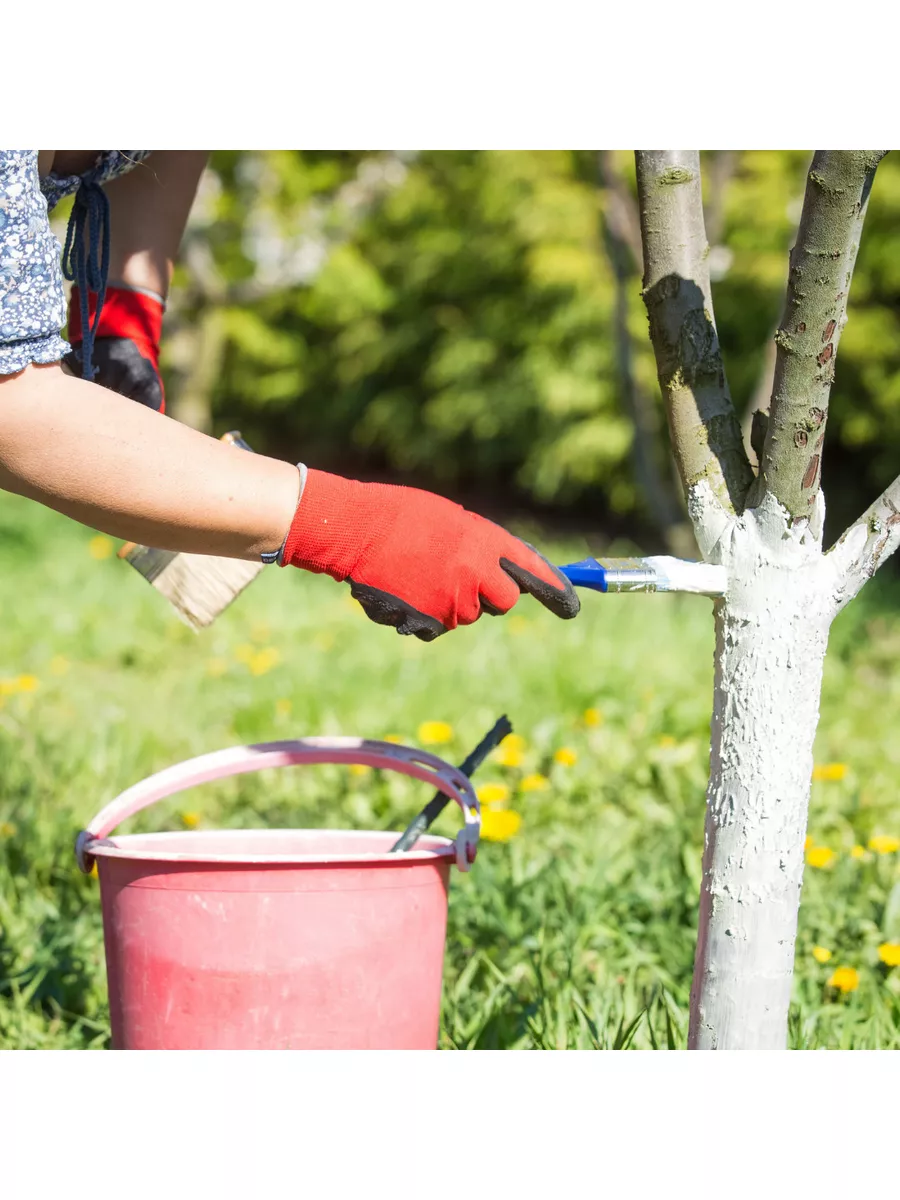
[{"left": 163, "top": 151, "right": 900, "bottom": 545}]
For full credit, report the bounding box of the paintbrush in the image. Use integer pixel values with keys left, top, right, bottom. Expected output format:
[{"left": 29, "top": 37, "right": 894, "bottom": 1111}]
[
  {"left": 390, "top": 715, "right": 513, "bottom": 853},
  {"left": 117, "top": 431, "right": 265, "bottom": 631},
  {"left": 559, "top": 555, "right": 727, "bottom": 597}
]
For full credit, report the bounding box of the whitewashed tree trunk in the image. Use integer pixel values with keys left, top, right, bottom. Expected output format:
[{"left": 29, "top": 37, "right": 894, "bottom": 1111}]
[
  {"left": 634, "top": 149, "right": 895, "bottom": 1049},
  {"left": 687, "top": 489, "right": 839, "bottom": 1047}
]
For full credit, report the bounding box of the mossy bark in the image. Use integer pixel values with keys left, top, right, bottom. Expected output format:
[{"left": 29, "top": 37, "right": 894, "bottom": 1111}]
[
  {"left": 754, "top": 151, "right": 887, "bottom": 518},
  {"left": 599, "top": 153, "right": 695, "bottom": 557},
  {"left": 635, "top": 151, "right": 753, "bottom": 516}
]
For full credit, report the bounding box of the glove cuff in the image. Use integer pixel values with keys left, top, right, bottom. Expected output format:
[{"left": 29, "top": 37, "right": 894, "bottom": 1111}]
[
  {"left": 68, "top": 285, "right": 164, "bottom": 366},
  {"left": 280, "top": 469, "right": 379, "bottom": 581}
]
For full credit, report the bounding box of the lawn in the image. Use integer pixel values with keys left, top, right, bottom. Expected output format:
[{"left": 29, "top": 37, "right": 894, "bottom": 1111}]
[{"left": 2, "top": 493, "right": 900, "bottom": 1049}]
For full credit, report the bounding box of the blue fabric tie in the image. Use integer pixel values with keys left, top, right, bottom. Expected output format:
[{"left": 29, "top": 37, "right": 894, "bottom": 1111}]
[{"left": 61, "top": 179, "right": 110, "bottom": 382}]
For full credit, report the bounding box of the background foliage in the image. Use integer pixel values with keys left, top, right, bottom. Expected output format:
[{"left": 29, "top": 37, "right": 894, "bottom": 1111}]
[{"left": 159, "top": 150, "right": 900, "bottom": 548}]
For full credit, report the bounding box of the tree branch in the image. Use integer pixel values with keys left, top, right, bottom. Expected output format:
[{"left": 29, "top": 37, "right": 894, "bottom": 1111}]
[
  {"left": 703, "top": 150, "right": 738, "bottom": 248},
  {"left": 599, "top": 153, "right": 696, "bottom": 557},
  {"left": 829, "top": 475, "right": 900, "bottom": 606},
  {"left": 754, "top": 151, "right": 887, "bottom": 518},
  {"left": 740, "top": 327, "right": 777, "bottom": 471},
  {"left": 635, "top": 151, "right": 753, "bottom": 517},
  {"left": 599, "top": 151, "right": 644, "bottom": 270}
]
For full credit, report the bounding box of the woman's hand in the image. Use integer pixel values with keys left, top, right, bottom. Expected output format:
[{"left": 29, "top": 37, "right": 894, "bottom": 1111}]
[
  {"left": 281, "top": 470, "right": 580, "bottom": 640},
  {"left": 66, "top": 284, "right": 165, "bottom": 411},
  {"left": 64, "top": 151, "right": 209, "bottom": 412}
]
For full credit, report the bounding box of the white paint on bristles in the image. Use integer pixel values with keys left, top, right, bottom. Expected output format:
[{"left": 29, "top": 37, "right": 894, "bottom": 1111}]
[{"left": 643, "top": 555, "right": 728, "bottom": 596}]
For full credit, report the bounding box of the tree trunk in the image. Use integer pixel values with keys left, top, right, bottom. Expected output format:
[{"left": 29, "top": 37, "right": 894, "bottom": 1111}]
[
  {"left": 687, "top": 492, "right": 838, "bottom": 1048},
  {"left": 634, "top": 150, "right": 894, "bottom": 1049}
]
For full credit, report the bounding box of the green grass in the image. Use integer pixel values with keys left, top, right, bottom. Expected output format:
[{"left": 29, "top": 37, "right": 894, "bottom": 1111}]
[{"left": 2, "top": 494, "right": 900, "bottom": 1048}]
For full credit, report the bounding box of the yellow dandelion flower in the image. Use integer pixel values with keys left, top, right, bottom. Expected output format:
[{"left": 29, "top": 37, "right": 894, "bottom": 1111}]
[
  {"left": 554, "top": 747, "right": 578, "bottom": 767},
  {"left": 248, "top": 647, "right": 280, "bottom": 676},
  {"left": 658, "top": 735, "right": 677, "bottom": 748},
  {"left": 804, "top": 835, "right": 814, "bottom": 850},
  {"left": 827, "top": 966, "right": 859, "bottom": 994},
  {"left": 0, "top": 679, "right": 16, "bottom": 696},
  {"left": 275, "top": 698, "right": 292, "bottom": 717},
  {"left": 418, "top": 721, "right": 453, "bottom": 746},
  {"left": 349, "top": 764, "right": 371, "bottom": 778},
  {"left": 850, "top": 844, "right": 866, "bottom": 860},
  {"left": 480, "top": 809, "right": 522, "bottom": 842},
  {"left": 583, "top": 708, "right": 603, "bottom": 728},
  {"left": 89, "top": 862, "right": 98, "bottom": 879},
  {"left": 88, "top": 535, "right": 114, "bottom": 560},
  {"left": 477, "top": 782, "right": 510, "bottom": 808},
  {"left": 0, "top": 821, "right": 16, "bottom": 838},
  {"left": 520, "top": 773, "right": 549, "bottom": 793},
  {"left": 869, "top": 835, "right": 900, "bottom": 855},
  {"left": 806, "top": 846, "right": 836, "bottom": 869},
  {"left": 494, "top": 733, "right": 526, "bottom": 768},
  {"left": 813, "top": 763, "right": 847, "bottom": 782},
  {"left": 495, "top": 745, "right": 523, "bottom": 768},
  {"left": 812, "top": 946, "right": 833, "bottom": 964},
  {"left": 383, "top": 734, "right": 402, "bottom": 744},
  {"left": 180, "top": 812, "right": 201, "bottom": 830},
  {"left": 234, "top": 643, "right": 254, "bottom": 664},
  {"left": 878, "top": 943, "right": 900, "bottom": 968},
  {"left": 49, "top": 656, "right": 70, "bottom": 676},
  {"left": 16, "top": 675, "right": 39, "bottom": 693},
  {"left": 206, "top": 658, "right": 228, "bottom": 678}
]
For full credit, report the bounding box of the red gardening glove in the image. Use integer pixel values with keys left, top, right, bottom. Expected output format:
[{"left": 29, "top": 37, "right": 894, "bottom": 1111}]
[
  {"left": 66, "top": 284, "right": 165, "bottom": 413},
  {"left": 281, "top": 470, "right": 580, "bottom": 641}
]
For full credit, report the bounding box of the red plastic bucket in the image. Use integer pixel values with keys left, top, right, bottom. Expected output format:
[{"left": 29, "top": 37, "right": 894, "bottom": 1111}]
[{"left": 76, "top": 738, "right": 480, "bottom": 1050}]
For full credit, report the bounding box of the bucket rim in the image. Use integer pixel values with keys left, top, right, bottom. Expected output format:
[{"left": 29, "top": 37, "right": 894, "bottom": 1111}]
[{"left": 87, "top": 827, "right": 457, "bottom": 867}]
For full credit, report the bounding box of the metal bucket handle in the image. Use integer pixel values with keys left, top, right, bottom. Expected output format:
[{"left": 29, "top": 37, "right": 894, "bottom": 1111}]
[{"left": 75, "top": 738, "right": 481, "bottom": 875}]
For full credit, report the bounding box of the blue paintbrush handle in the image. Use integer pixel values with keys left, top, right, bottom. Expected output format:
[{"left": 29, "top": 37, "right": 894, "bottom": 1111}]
[{"left": 558, "top": 557, "right": 610, "bottom": 592}]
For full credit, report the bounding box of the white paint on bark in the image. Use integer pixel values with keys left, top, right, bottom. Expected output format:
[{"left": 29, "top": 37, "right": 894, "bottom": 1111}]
[
  {"left": 830, "top": 473, "right": 900, "bottom": 610},
  {"left": 686, "top": 481, "right": 734, "bottom": 562},
  {"left": 687, "top": 484, "right": 844, "bottom": 1049}
]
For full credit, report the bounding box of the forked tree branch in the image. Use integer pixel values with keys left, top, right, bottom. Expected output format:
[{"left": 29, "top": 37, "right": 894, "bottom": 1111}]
[
  {"left": 599, "top": 153, "right": 695, "bottom": 556},
  {"left": 754, "top": 151, "right": 887, "bottom": 518},
  {"left": 830, "top": 474, "right": 900, "bottom": 606},
  {"left": 635, "top": 151, "right": 753, "bottom": 517}
]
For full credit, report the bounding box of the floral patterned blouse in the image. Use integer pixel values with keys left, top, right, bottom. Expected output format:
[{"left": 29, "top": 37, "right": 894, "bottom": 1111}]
[{"left": 0, "top": 151, "right": 150, "bottom": 376}]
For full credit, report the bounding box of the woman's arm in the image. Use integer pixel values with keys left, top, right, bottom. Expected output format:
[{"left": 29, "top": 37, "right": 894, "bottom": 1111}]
[
  {"left": 0, "top": 362, "right": 579, "bottom": 641},
  {"left": 0, "top": 363, "right": 300, "bottom": 560},
  {"left": 64, "top": 152, "right": 210, "bottom": 409},
  {"left": 104, "top": 151, "right": 209, "bottom": 299}
]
